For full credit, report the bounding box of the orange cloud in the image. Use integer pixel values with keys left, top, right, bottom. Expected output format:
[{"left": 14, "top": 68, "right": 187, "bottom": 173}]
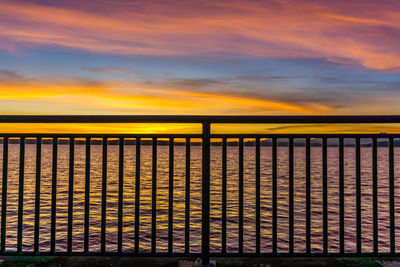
[
  {"left": 0, "top": 0, "right": 399, "bottom": 71},
  {"left": 0, "top": 74, "right": 331, "bottom": 115}
]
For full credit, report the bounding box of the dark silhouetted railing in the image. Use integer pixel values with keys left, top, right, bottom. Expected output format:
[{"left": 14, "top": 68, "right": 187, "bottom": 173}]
[{"left": 0, "top": 115, "right": 400, "bottom": 264}]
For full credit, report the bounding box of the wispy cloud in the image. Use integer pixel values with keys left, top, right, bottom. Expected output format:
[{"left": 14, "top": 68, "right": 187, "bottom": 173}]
[
  {"left": 0, "top": 0, "right": 400, "bottom": 71},
  {"left": 80, "top": 66, "right": 128, "bottom": 74},
  {"left": 3, "top": 68, "right": 400, "bottom": 115},
  {"left": 0, "top": 70, "right": 334, "bottom": 115}
]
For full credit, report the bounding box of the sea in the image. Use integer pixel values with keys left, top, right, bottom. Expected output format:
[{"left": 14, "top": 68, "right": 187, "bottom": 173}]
[{"left": 1, "top": 142, "right": 400, "bottom": 253}]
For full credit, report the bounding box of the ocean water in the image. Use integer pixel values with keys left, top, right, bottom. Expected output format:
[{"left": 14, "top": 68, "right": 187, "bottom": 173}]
[{"left": 1, "top": 142, "right": 400, "bottom": 254}]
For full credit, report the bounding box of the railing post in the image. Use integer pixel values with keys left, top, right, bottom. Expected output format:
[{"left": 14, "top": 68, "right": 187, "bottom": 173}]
[{"left": 201, "top": 122, "right": 211, "bottom": 265}]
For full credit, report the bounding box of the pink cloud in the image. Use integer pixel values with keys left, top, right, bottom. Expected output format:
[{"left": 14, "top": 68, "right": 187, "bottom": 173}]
[{"left": 0, "top": 0, "right": 399, "bottom": 70}]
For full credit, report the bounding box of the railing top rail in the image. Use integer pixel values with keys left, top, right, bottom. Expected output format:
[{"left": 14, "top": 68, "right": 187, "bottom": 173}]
[{"left": 0, "top": 115, "right": 400, "bottom": 124}]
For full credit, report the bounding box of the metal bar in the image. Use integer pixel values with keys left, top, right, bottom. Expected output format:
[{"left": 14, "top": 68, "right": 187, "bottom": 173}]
[
  {"left": 168, "top": 138, "right": 174, "bottom": 255},
  {"left": 201, "top": 122, "right": 211, "bottom": 265},
  {"left": 272, "top": 138, "right": 277, "bottom": 255},
  {"left": 221, "top": 138, "right": 227, "bottom": 254},
  {"left": 185, "top": 138, "right": 191, "bottom": 255},
  {"left": 356, "top": 138, "right": 361, "bottom": 254},
  {"left": 17, "top": 137, "right": 25, "bottom": 254},
  {"left": 339, "top": 137, "right": 345, "bottom": 255},
  {"left": 134, "top": 138, "right": 141, "bottom": 254},
  {"left": 323, "top": 137, "right": 328, "bottom": 254},
  {"left": 1, "top": 115, "right": 400, "bottom": 124},
  {"left": 2, "top": 250, "right": 400, "bottom": 257},
  {"left": 84, "top": 137, "right": 91, "bottom": 254},
  {"left": 255, "top": 138, "right": 261, "bottom": 255},
  {"left": 372, "top": 138, "right": 378, "bottom": 255},
  {"left": 212, "top": 134, "right": 400, "bottom": 139},
  {"left": 151, "top": 138, "right": 157, "bottom": 254},
  {"left": 1, "top": 137, "right": 8, "bottom": 253},
  {"left": 207, "top": 252, "right": 400, "bottom": 257},
  {"left": 289, "top": 138, "right": 294, "bottom": 254},
  {"left": 306, "top": 137, "right": 311, "bottom": 254},
  {"left": 67, "top": 137, "right": 75, "bottom": 254},
  {"left": 50, "top": 138, "right": 57, "bottom": 253},
  {"left": 2, "top": 133, "right": 400, "bottom": 139},
  {"left": 238, "top": 137, "right": 244, "bottom": 254},
  {"left": 389, "top": 137, "right": 395, "bottom": 255},
  {"left": 101, "top": 137, "right": 107, "bottom": 254},
  {"left": 0, "top": 134, "right": 202, "bottom": 139},
  {"left": 34, "top": 137, "right": 41, "bottom": 253},
  {"left": 0, "top": 250, "right": 398, "bottom": 257},
  {"left": 118, "top": 137, "right": 124, "bottom": 254},
  {"left": 5, "top": 133, "right": 400, "bottom": 139},
  {"left": 0, "top": 250, "right": 399, "bottom": 257}
]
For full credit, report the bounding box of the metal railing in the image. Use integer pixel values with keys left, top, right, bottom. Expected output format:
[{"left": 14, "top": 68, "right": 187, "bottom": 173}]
[{"left": 0, "top": 115, "right": 400, "bottom": 264}]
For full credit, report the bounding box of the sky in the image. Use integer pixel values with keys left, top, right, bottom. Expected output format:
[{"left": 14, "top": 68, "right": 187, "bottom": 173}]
[{"left": 0, "top": 0, "right": 400, "bottom": 133}]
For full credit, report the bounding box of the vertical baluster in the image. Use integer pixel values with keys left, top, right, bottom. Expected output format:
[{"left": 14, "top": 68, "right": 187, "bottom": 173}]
[
  {"left": 289, "top": 138, "right": 294, "bottom": 254},
  {"left": 67, "top": 137, "right": 74, "bottom": 254},
  {"left": 339, "top": 137, "right": 345, "bottom": 255},
  {"left": 372, "top": 137, "right": 378, "bottom": 255},
  {"left": 306, "top": 137, "right": 311, "bottom": 254},
  {"left": 134, "top": 138, "right": 141, "bottom": 254},
  {"left": 84, "top": 137, "right": 90, "bottom": 254},
  {"left": 50, "top": 137, "right": 57, "bottom": 253},
  {"left": 1, "top": 137, "right": 8, "bottom": 253},
  {"left": 323, "top": 137, "right": 328, "bottom": 254},
  {"left": 151, "top": 138, "right": 157, "bottom": 254},
  {"left": 272, "top": 138, "right": 277, "bottom": 255},
  {"left": 356, "top": 137, "right": 361, "bottom": 254},
  {"left": 17, "top": 137, "right": 25, "bottom": 254},
  {"left": 255, "top": 138, "right": 261, "bottom": 255},
  {"left": 201, "top": 122, "right": 211, "bottom": 265},
  {"left": 238, "top": 137, "right": 244, "bottom": 254},
  {"left": 168, "top": 138, "right": 174, "bottom": 255},
  {"left": 221, "top": 138, "right": 227, "bottom": 254},
  {"left": 34, "top": 137, "right": 41, "bottom": 253},
  {"left": 101, "top": 137, "right": 107, "bottom": 254},
  {"left": 185, "top": 138, "right": 191, "bottom": 255},
  {"left": 389, "top": 137, "right": 395, "bottom": 255},
  {"left": 118, "top": 137, "right": 124, "bottom": 254}
]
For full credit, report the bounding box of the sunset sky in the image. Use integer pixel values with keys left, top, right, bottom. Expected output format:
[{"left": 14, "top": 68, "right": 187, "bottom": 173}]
[{"left": 1, "top": 0, "right": 400, "bottom": 133}]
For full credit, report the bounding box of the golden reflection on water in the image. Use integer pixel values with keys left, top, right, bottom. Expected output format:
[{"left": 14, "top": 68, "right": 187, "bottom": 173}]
[{"left": 0, "top": 143, "right": 400, "bottom": 253}]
